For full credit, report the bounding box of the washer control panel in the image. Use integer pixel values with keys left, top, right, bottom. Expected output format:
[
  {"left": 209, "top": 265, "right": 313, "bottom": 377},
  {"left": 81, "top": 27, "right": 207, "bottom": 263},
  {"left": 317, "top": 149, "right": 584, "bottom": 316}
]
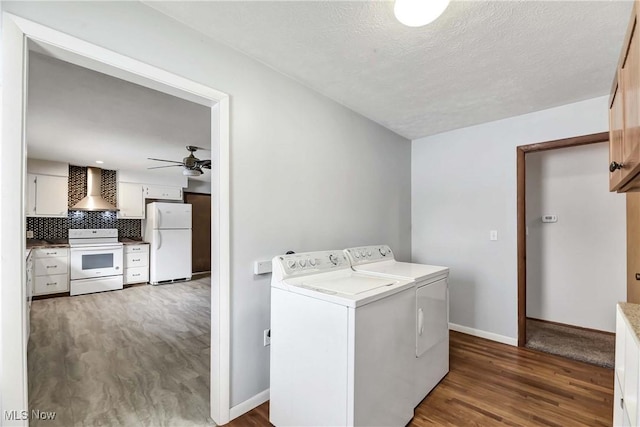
[
  {"left": 344, "top": 245, "right": 394, "bottom": 266},
  {"left": 276, "top": 250, "right": 349, "bottom": 277}
]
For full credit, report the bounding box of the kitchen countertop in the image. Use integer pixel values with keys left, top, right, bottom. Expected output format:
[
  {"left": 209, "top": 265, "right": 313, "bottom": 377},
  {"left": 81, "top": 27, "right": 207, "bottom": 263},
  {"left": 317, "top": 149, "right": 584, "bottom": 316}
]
[
  {"left": 120, "top": 238, "right": 149, "bottom": 245},
  {"left": 26, "top": 239, "right": 70, "bottom": 249},
  {"left": 619, "top": 302, "right": 640, "bottom": 341}
]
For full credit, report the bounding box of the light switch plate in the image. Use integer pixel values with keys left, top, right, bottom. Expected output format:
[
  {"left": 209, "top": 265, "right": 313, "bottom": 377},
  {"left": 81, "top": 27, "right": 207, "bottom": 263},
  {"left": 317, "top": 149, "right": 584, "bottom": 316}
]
[
  {"left": 490, "top": 230, "right": 498, "bottom": 241},
  {"left": 542, "top": 215, "right": 558, "bottom": 223},
  {"left": 254, "top": 260, "right": 272, "bottom": 275},
  {"left": 26, "top": 230, "right": 34, "bottom": 239}
]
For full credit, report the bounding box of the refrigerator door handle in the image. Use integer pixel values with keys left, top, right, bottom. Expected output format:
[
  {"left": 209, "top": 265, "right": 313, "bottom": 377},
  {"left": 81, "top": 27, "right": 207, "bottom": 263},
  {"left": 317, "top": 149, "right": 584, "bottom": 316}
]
[
  {"left": 156, "top": 230, "right": 162, "bottom": 250},
  {"left": 156, "top": 208, "right": 162, "bottom": 228}
]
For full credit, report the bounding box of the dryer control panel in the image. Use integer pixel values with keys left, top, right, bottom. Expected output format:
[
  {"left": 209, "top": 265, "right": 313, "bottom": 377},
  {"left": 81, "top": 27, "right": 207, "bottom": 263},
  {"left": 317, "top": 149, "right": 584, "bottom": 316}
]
[
  {"left": 344, "top": 245, "right": 394, "bottom": 266},
  {"left": 272, "top": 250, "right": 349, "bottom": 279}
]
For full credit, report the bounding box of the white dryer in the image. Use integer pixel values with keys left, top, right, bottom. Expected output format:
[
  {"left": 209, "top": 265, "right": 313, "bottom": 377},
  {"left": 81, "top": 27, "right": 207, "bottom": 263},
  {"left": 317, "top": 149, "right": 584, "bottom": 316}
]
[
  {"left": 344, "top": 245, "right": 449, "bottom": 406},
  {"left": 270, "top": 250, "right": 415, "bottom": 427}
]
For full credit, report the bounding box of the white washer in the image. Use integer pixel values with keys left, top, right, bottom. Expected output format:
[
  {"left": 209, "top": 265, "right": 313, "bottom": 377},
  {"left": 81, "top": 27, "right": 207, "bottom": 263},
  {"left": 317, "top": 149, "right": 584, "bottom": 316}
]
[
  {"left": 270, "top": 250, "right": 415, "bottom": 427},
  {"left": 344, "top": 245, "right": 450, "bottom": 406}
]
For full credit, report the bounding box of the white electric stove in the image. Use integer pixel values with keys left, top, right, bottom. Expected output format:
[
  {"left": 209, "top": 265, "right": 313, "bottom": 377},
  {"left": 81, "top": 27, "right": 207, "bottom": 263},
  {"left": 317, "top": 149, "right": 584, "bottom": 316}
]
[
  {"left": 270, "top": 250, "right": 415, "bottom": 426},
  {"left": 344, "top": 245, "right": 450, "bottom": 406},
  {"left": 69, "top": 229, "right": 123, "bottom": 296}
]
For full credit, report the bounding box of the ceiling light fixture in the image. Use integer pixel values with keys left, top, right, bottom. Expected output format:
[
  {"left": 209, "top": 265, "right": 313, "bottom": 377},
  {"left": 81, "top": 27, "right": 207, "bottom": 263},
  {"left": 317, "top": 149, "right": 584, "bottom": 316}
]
[
  {"left": 95, "top": 160, "right": 104, "bottom": 164},
  {"left": 394, "top": 0, "right": 450, "bottom": 27},
  {"left": 182, "top": 168, "right": 202, "bottom": 177}
]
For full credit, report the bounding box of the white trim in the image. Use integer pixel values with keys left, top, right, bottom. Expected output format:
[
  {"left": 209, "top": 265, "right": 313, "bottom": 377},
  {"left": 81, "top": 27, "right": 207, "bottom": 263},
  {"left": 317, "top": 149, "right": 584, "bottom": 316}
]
[
  {"left": 449, "top": 323, "right": 518, "bottom": 347},
  {"left": 1, "top": 13, "right": 232, "bottom": 426},
  {"left": 229, "top": 389, "right": 270, "bottom": 420}
]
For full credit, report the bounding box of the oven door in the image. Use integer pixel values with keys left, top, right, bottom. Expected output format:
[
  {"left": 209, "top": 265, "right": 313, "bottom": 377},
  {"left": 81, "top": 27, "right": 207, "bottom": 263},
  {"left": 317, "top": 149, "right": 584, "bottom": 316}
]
[{"left": 70, "top": 245, "right": 123, "bottom": 280}]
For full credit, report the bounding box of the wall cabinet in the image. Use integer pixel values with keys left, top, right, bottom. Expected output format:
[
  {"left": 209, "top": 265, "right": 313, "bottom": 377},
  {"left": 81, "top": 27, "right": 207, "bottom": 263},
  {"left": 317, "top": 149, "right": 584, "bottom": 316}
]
[
  {"left": 124, "top": 244, "right": 149, "bottom": 285},
  {"left": 33, "top": 248, "right": 69, "bottom": 296},
  {"left": 609, "top": 4, "right": 640, "bottom": 192},
  {"left": 26, "top": 174, "right": 69, "bottom": 217},
  {"left": 144, "top": 185, "right": 183, "bottom": 201},
  {"left": 118, "top": 182, "right": 145, "bottom": 219}
]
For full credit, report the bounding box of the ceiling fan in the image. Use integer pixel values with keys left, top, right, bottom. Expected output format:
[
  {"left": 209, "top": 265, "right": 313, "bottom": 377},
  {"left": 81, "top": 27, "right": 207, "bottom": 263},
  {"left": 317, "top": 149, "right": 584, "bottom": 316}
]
[{"left": 148, "top": 146, "right": 211, "bottom": 176}]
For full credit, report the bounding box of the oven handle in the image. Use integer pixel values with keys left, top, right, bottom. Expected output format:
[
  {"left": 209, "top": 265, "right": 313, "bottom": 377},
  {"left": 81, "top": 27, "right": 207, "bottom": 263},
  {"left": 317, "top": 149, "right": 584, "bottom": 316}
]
[{"left": 156, "top": 230, "right": 162, "bottom": 251}]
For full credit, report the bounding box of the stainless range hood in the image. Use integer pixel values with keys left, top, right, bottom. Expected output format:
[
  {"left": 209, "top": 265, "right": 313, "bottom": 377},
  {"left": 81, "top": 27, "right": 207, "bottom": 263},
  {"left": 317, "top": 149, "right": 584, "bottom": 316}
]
[{"left": 70, "top": 167, "right": 118, "bottom": 211}]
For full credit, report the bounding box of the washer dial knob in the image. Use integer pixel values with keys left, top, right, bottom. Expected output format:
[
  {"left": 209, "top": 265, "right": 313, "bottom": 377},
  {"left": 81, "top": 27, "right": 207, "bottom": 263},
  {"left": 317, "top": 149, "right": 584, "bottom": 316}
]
[
  {"left": 329, "top": 254, "right": 339, "bottom": 265},
  {"left": 287, "top": 260, "right": 297, "bottom": 269},
  {"left": 309, "top": 258, "right": 317, "bottom": 266},
  {"left": 298, "top": 259, "right": 307, "bottom": 268}
]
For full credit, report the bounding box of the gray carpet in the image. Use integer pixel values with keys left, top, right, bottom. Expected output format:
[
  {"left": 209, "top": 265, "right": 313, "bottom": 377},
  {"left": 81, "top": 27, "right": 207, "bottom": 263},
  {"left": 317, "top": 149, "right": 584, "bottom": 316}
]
[{"left": 525, "top": 318, "right": 614, "bottom": 369}]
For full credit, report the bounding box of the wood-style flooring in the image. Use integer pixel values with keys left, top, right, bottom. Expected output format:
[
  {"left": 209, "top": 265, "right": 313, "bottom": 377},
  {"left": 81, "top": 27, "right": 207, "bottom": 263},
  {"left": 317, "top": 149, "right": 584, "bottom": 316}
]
[
  {"left": 28, "top": 276, "right": 213, "bottom": 426},
  {"left": 29, "top": 279, "right": 613, "bottom": 427},
  {"left": 229, "top": 331, "right": 614, "bottom": 427}
]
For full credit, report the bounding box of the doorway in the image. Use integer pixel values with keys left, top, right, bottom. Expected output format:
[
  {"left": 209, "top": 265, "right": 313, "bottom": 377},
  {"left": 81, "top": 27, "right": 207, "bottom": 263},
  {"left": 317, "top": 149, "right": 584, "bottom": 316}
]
[
  {"left": 185, "top": 192, "right": 212, "bottom": 274},
  {"left": 1, "top": 14, "right": 232, "bottom": 425},
  {"left": 517, "top": 132, "right": 611, "bottom": 347}
]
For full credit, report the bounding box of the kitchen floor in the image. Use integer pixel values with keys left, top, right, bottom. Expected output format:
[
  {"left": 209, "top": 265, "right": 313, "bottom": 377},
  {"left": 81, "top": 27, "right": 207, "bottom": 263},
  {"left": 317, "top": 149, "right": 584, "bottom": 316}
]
[{"left": 28, "top": 275, "right": 212, "bottom": 426}]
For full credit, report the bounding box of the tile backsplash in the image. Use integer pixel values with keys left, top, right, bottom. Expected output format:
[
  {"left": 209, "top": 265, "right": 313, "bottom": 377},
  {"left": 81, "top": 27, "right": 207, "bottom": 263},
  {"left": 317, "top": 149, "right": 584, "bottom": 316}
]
[{"left": 26, "top": 166, "right": 142, "bottom": 240}]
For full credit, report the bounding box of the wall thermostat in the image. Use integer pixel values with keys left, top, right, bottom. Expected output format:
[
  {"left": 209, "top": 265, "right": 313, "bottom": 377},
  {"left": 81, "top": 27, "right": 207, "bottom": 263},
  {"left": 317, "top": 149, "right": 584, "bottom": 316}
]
[{"left": 541, "top": 215, "right": 558, "bottom": 223}]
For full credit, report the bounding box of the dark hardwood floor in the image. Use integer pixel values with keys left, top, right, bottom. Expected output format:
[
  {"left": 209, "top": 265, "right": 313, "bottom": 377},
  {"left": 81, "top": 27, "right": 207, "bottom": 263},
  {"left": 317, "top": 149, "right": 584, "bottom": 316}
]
[{"left": 227, "top": 331, "right": 614, "bottom": 426}]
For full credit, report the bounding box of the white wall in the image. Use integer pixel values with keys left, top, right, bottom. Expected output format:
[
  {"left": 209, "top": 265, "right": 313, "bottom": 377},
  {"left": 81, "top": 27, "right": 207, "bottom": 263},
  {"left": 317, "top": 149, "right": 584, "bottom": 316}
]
[
  {"left": 412, "top": 96, "right": 612, "bottom": 342},
  {"left": 186, "top": 178, "right": 212, "bottom": 195},
  {"left": 525, "top": 143, "right": 625, "bottom": 332},
  {"left": 2, "top": 2, "right": 411, "bottom": 408}
]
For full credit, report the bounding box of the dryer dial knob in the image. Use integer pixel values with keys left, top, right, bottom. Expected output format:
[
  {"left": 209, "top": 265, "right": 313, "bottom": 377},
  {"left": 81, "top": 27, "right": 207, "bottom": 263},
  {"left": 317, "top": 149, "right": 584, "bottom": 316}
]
[
  {"left": 287, "top": 260, "right": 297, "bottom": 269},
  {"left": 379, "top": 248, "right": 387, "bottom": 256},
  {"left": 298, "top": 259, "right": 306, "bottom": 267},
  {"left": 329, "top": 254, "right": 339, "bottom": 265},
  {"left": 309, "top": 258, "right": 317, "bottom": 266}
]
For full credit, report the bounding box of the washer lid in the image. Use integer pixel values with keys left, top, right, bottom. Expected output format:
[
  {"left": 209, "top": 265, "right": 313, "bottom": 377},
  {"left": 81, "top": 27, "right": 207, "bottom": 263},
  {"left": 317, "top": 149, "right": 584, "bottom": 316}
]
[
  {"left": 301, "top": 274, "right": 398, "bottom": 296},
  {"left": 354, "top": 260, "right": 449, "bottom": 282}
]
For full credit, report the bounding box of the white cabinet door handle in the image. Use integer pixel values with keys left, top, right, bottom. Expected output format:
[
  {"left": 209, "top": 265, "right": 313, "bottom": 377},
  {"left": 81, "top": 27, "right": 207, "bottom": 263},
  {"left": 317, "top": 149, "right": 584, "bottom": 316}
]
[{"left": 418, "top": 308, "right": 424, "bottom": 336}]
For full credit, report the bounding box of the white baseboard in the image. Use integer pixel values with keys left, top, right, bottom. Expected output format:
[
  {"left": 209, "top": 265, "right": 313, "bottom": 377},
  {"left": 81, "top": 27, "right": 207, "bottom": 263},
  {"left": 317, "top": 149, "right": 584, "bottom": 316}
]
[
  {"left": 449, "top": 323, "right": 517, "bottom": 347},
  {"left": 229, "top": 388, "right": 270, "bottom": 421}
]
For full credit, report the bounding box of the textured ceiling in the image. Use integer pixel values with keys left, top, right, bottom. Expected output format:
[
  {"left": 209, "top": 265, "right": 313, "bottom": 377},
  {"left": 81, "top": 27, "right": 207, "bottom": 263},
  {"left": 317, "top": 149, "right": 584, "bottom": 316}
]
[
  {"left": 27, "top": 52, "right": 212, "bottom": 182},
  {"left": 145, "top": 0, "right": 632, "bottom": 139}
]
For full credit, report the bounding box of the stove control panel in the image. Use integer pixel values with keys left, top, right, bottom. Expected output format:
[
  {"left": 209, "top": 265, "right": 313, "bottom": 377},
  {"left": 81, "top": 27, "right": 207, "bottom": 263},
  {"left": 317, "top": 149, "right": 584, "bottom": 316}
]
[
  {"left": 69, "top": 228, "right": 118, "bottom": 239},
  {"left": 274, "top": 250, "right": 349, "bottom": 278},
  {"left": 344, "top": 245, "right": 394, "bottom": 266}
]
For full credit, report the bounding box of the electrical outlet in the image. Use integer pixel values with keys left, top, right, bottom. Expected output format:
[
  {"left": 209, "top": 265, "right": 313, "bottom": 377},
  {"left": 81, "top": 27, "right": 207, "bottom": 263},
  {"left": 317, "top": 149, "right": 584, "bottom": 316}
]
[
  {"left": 26, "top": 230, "right": 34, "bottom": 239},
  {"left": 263, "top": 329, "right": 271, "bottom": 346}
]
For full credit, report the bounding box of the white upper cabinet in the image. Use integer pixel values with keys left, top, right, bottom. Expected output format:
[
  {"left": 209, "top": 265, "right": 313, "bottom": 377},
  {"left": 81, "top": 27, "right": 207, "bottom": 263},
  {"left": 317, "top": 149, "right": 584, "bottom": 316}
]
[
  {"left": 117, "top": 182, "right": 144, "bottom": 219},
  {"left": 26, "top": 173, "right": 68, "bottom": 217},
  {"left": 143, "top": 184, "right": 183, "bottom": 201},
  {"left": 26, "top": 159, "right": 69, "bottom": 218}
]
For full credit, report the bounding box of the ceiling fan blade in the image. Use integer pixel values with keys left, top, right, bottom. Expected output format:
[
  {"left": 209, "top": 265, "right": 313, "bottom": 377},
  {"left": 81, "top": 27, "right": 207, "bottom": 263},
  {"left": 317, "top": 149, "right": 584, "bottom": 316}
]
[
  {"left": 148, "top": 157, "right": 184, "bottom": 164},
  {"left": 147, "top": 165, "right": 183, "bottom": 170}
]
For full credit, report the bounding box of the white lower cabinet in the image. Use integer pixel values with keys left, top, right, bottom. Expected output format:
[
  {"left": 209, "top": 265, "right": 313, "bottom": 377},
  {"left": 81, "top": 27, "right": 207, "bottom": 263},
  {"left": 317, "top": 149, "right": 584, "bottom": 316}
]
[
  {"left": 33, "top": 248, "right": 69, "bottom": 296},
  {"left": 124, "top": 244, "right": 149, "bottom": 284},
  {"left": 615, "top": 304, "right": 640, "bottom": 426}
]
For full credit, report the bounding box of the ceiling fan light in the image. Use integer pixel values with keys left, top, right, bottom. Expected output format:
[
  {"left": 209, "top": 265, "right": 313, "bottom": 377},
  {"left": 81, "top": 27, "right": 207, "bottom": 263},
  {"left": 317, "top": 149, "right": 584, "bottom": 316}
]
[
  {"left": 182, "top": 168, "right": 202, "bottom": 177},
  {"left": 394, "top": 0, "right": 450, "bottom": 27}
]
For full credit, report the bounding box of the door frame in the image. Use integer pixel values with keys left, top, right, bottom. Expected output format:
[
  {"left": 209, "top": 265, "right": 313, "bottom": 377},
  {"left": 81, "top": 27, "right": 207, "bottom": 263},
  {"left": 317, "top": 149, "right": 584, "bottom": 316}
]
[
  {"left": 516, "top": 131, "right": 609, "bottom": 346},
  {"left": 1, "top": 13, "right": 232, "bottom": 425}
]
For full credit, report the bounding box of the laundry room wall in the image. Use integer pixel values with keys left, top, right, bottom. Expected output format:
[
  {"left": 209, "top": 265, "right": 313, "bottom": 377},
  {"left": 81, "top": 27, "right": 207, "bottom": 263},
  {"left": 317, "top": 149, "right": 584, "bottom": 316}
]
[
  {"left": 525, "top": 143, "right": 625, "bottom": 332},
  {"left": 411, "top": 96, "right": 611, "bottom": 343},
  {"left": 2, "top": 1, "right": 411, "bottom": 410}
]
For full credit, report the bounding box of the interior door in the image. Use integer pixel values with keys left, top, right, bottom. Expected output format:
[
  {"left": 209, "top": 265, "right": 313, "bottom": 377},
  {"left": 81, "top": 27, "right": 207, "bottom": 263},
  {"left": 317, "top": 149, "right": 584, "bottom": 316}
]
[{"left": 185, "top": 192, "right": 211, "bottom": 273}]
